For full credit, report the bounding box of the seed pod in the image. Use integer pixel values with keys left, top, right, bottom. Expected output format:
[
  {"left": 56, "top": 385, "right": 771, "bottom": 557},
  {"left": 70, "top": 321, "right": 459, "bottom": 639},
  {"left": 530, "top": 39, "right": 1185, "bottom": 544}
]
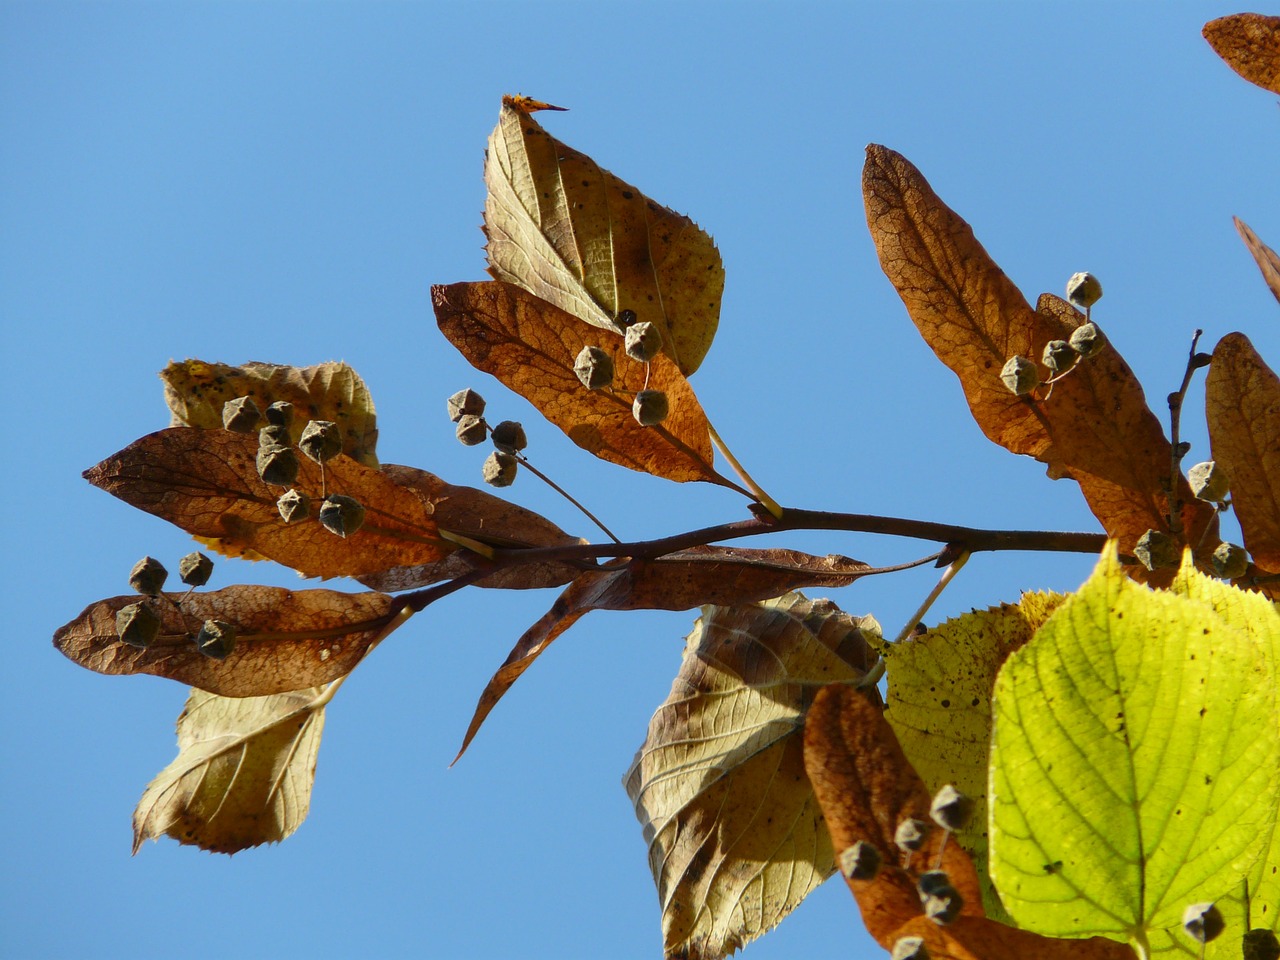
[
  {"left": 129, "top": 556, "right": 168, "bottom": 596},
  {"left": 1135, "top": 529, "right": 1180, "bottom": 572},
  {"left": 277, "top": 488, "right": 310, "bottom": 523},
  {"left": 258, "top": 424, "right": 292, "bottom": 450},
  {"left": 1066, "top": 271, "right": 1103, "bottom": 309},
  {"left": 891, "top": 936, "right": 929, "bottom": 960},
  {"left": 222, "top": 396, "right": 261, "bottom": 433},
  {"left": 1000, "top": 356, "right": 1039, "bottom": 396},
  {"left": 455, "top": 414, "right": 488, "bottom": 446},
  {"left": 177, "top": 552, "right": 213, "bottom": 587},
  {"left": 625, "top": 321, "right": 662, "bottom": 362},
  {"left": 615, "top": 308, "right": 637, "bottom": 328},
  {"left": 1182, "top": 903, "right": 1224, "bottom": 944},
  {"left": 1211, "top": 542, "right": 1249, "bottom": 580},
  {"left": 930, "top": 784, "right": 974, "bottom": 831},
  {"left": 916, "top": 871, "right": 954, "bottom": 900},
  {"left": 573, "top": 345, "right": 614, "bottom": 390},
  {"left": 447, "top": 388, "right": 486, "bottom": 422},
  {"left": 299, "top": 419, "right": 342, "bottom": 463},
  {"left": 491, "top": 420, "right": 528, "bottom": 453},
  {"left": 633, "top": 389, "right": 670, "bottom": 426},
  {"left": 837, "top": 841, "right": 881, "bottom": 881},
  {"left": 1069, "top": 322, "right": 1105, "bottom": 358},
  {"left": 895, "top": 818, "right": 929, "bottom": 853},
  {"left": 116, "top": 601, "right": 161, "bottom": 648},
  {"left": 318, "top": 495, "right": 365, "bottom": 538},
  {"left": 1187, "top": 461, "right": 1230, "bottom": 503},
  {"left": 924, "top": 890, "right": 963, "bottom": 925},
  {"left": 195, "top": 620, "right": 237, "bottom": 660},
  {"left": 482, "top": 450, "right": 518, "bottom": 487},
  {"left": 1243, "top": 928, "right": 1280, "bottom": 960},
  {"left": 257, "top": 444, "right": 299, "bottom": 486},
  {"left": 264, "top": 401, "right": 294, "bottom": 427},
  {"left": 1042, "top": 339, "right": 1075, "bottom": 374}
]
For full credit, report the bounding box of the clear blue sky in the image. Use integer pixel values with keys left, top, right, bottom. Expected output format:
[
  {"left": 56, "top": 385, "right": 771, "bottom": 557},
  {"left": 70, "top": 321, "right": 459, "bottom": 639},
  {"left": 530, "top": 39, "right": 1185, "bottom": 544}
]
[{"left": 2, "top": 3, "right": 1276, "bottom": 959}]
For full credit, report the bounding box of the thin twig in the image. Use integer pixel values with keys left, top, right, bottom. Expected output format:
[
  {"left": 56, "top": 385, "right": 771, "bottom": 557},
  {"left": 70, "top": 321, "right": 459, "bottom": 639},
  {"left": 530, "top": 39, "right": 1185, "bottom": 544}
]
[
  {"left": 517, "top": 453, "right": 622, "bottom": 544},
  {"left": 1167, "top": 329, "right": 1204, "bottom": 538}
]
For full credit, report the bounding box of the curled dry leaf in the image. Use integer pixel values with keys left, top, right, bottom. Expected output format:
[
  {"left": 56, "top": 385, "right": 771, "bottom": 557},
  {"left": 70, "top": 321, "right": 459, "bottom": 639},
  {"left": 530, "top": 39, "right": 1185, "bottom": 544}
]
[
  {"left": 162, "top": 359, "right": 379, "bottom": 466},
  {"left": 134, "top": 687, "right": 326, "bottom": 854},
  {"left": 1235, "top": 217, "right": 1280, "bottom": 307},
  {"left": 53, "top": 586, "right": 395, "bottom": 697},
  {"left": 484, "top": 95, "right": 723, "bottom": 376},
  {"left": 1203, "top": 14, "right": 1280, "bottom": 95},
  {"left": 454, "top": 548, "right": 873, "bottom": 761},
  {"left": 803, "top": 684, "right": 1133, "bottom": 960},
  {"left": 85, "top": 428, "right": 452, "bottom": 578},
  {"left": 1206, "top": 332, "right": 1280, "bottom": 574},
  {"left": 434, "top": 281, "right": 738, "bottom": 489},
  {"left": 863, "top": 145, "right": 1215, "bottom": 569},
  {"left": 624, "top": 593, "right": 878, "bottom": 960}
]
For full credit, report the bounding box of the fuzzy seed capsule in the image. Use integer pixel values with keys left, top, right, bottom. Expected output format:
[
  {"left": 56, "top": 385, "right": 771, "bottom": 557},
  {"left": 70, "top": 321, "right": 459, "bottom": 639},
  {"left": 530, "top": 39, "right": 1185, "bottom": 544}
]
[
  {"left": 177, "top": 552, "right": 213, "bottom": 587},
  {"left": 116, "top": 601, "right": 162, "bottom": 648},
  {"left": 257, "top": 444, "right": 299, "bottom": 486},
  {"left": 1000, "top": 356, "right": 1039, "bottom": 396},
  {"left": 447, "top": 388, "right": 486, "bottom": 423},
  {"left": 1211, "top": 541, "right": 1249, "bottom": 580},
  {"left": 837, "top": 841, "right": 881, "bottom": 881},
  {"left": 1069, "top": 322, "right": 1104, "bottom": 358},
  {"left": 277, "top": 488, "right": 310, "bottom": 523},
  {"left": 930, "top": 784, "right": 974, "bottom": 831},
  {"left": 1187, "top": 461, "right": 1230, "bottom": 503},
  {"left": 318, "top": 495, "right": 365, "bottom": 538},
  {"left": 625, "top": 321, "right": 662, "bottom": 362},
  {"left": 1066, "top": 272, "right": 1103, "bottom": 309},
  {"left": 1243, "top": 929, "right": 1280, "bottom": 960},
  {"left": 924, "top": 890, "right": 963, "bottom": 925},
  {"left": 129, "top": 556, "right": 169, "bottom": 596},
  {"left": 491, "top": 420, "right": 528, "bottom": 453},
  {"left": 894, "top": 818, "right": 930, "bottom": 853},
  {"left": 299, "top": 420, "right": 342, "bottom": 463},
  {"left": 633, "top": 389, "right": 670, "bottom": 426},
  {"left": 1042, "top": 339, "right": 1076, "bottom": 374},
  {"left": 264, "top": 401, "right": 294, "bottom": 428},
  {"left": 891, "top": 936, "right": 929, "bottom": 960},
  {"left": 916, "top": 871, "right": 954, "bottom": 899},
  {"left": 455, "top": 414, "right": 488, "bottom": 446},
  {"left": 195, "top": 620, "right": 237, "bottom": 660},
  {"left": 222, "top": 396, "right": 261, "bottom": 433},
  {"left": 1135, "top": 529, "right": 1180, "bottom": 572},
  {"left": 259, "top": 424, "right": 291, "bottom": 450},
  {"left": 482, "top": 450, "right": 518, "bottom": 487},
  {"left": 1182, "top": 903, "right": 1224, "bottom": 944},
  {"left": 573, "top": 345, "right": 614, "bottom": 390}
]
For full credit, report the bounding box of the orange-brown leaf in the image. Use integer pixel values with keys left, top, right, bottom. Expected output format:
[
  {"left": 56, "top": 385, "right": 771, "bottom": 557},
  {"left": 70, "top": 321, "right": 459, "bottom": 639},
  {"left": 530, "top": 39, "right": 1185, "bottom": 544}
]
[
  {"left": 1204, "top": 14, "right": 1280, "bottom": 94},
  {"left": 54, "top": 586, "right": 395, "bottom": 697},
  {"left": 1206, "top": 332, "right": 1280, "bottom": 573},
  {"left": 434, "top": 281, "right": 736, "bottom": 488},
  {"left": 85, "top": 428, "right": 451, "bottom": 578},
  {"left": 863, "top": 145, "right": 1214, "bottom": 564},
  {"left": 1235, "top": 217, "right": 1280, "bottom": 306}
]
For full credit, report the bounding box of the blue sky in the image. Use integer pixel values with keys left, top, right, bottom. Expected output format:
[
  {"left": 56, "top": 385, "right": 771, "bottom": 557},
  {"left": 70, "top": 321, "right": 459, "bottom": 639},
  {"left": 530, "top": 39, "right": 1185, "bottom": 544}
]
[{"left": 2, "top": 3, "right": 1276, "bottom": 959}]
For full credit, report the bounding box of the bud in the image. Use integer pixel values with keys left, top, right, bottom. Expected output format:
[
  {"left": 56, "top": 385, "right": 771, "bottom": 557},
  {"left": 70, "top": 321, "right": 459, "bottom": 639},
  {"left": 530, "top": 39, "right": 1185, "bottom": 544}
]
[
  {"left": 455, "top": 414, "right": 488, "bottom": 446},
  {"left": 1211, "top": 541, "right": 1249, "bottom": 580},
  {"left": 129, "top": 556, "right": 169, "bottom": 596},
  {"left": 482, "top": 450, "right": 518, "bottom": 487},
  {"left": 1042, "top": 339, "right": 1075, "bottom": 374},
  {"left": 491, "top": 420, "right": 528, "bottom": 453},
  {"left": 633, "top": 389, "right": 670, "bottom": 426},
  {"left": 1069, "top": 322, "right": 1104, "bottom": 358},
  {"left": 116, "top": 601, "right": 161, "bottom": 648},
  {"left": 277, "top": 488, "right": 310, "bottom": 523},
  {"left": 1066, "top": 271, "right": 1103, "bottom": 309},
  {"left": 1000, "top": 356, "right": 1039, "bottom": 396},
  {"left": 1134, "top": 529, "right": 1180, "bottom": 572},
  {"left": 625, "top": 321, "right": 662, "bottom": 362},
  {"left": 318, "top": 495, "right": 365, "bottom": 538},
  {"left": 221, "top": 396, "right": 261, "bottom": 433},
  {"left": 1182, "top": 903, "right": 1224, "bottom": 944},
  {"left": 837, "top": 841, "right": 881, "bottom": 881},
  {"left": 299, "top": 419, "right": 342, "bottom": 463},
  {"left": 895, "top": 818, "right": 929, "bottom": 853},
  {"left": 573, "top": 345, "right": 614, "bottom": 390},
  {"left": 929, "top": 784, "right": 974, "bottom": 831},
  {"left": 1243, "top": 929, "right": 1280, "bottom": 960},
  {"left": 264, "top": 401, "right": 294, "bottom": 428},
  {"left": 891, "top": 937, "right": 929, "bottom": 960},
  {"left": 447, "top": 388, "right": 486, "bottom": 422},
  {"left": 195, "top": 620, "right": 237, "bottom": 660},
  {"left": 1187, "top": 461, "right": 1229, "bottom": 503},
  {"left": 615, "top": 308, "right": 637, "bottom": 328},
  {"left": 177, "top": 552, "right": 213, "bottom": 587}
]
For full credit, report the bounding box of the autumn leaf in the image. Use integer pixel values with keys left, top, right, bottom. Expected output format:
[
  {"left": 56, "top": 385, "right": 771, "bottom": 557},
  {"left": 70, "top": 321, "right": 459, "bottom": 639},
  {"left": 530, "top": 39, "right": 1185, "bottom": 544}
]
[
  {"left": 54, "top": 586, "right": 397, "bottom": 697},
  {"left": 863, "top": 144, "right": 1215, "bottom": 565},
  {"left": 803, "top": 683, "right": 1135, "bottom": 960},
  {"left": 623, "top": 594, "right": 878, "bottom": 960},
  {"left": 1234, "top": 217, "right": 1280, "bottom": 306},
  {"left": 1206, "top": 332, "right": 1280, "bottom": 573},
  {"left": 484, "top": 95, "right": 723, "bottom": 376},
  {"left": 133, "top": 686, "right": 328, "bottom": 854},
  {"left": 434, "top": 281, "right": 741, "bottom": 490},
  {"left": 1203, "top": 14, "right": 1280, "bottom": 95},
  {"left": 85, "top": 428, "right": 453, "bottom": 578},
  {"left": 162, "top": 359, "right": 379, "bottom": 466},
  {"left": 454, "top": 548, "right": 874, "bottom": 761}
]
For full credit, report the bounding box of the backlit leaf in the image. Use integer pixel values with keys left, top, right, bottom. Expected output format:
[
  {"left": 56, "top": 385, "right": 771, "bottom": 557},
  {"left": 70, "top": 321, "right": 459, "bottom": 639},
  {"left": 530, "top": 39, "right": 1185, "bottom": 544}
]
[
  {"left": 1234, "top": 218, "right": 1280, "bottom": 306},
  {"left": 1203, "top": 14, "right": 1280, "bottom": 95},
  {"left": 484, "top": 95, "right": 723, "bottom": 375}
]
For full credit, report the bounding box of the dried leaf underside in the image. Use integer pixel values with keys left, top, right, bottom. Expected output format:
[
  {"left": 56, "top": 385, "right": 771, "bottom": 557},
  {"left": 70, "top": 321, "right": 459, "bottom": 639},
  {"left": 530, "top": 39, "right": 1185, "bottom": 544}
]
[{"left": 1234, "top": 217, "right": 1280, "bottom": 307}]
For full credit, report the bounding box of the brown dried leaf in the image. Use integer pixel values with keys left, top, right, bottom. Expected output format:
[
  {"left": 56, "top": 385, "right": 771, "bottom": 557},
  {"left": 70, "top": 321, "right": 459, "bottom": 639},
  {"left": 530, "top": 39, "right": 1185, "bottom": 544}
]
[
  {"left": 803, "top": 684, "right": 1134, "bottom": 960},
  {"left": 484, "top": 95, "right": 723, "bottom": 375},
  {"left": 1206, "top": 332, "right": 1280, "bottom": 572},
  {"left": 434, "top": 281, "right": 735, "bottom": 488},
  {"left": 863, "top": 145, "right": 1215, "bottom": 564},
  {"left": 133, "top": 687, "right": 326, "bottom": 854},
  {"left": 1235, "top": 217, "right": 1280, "bottom": 306},
  {"left": 85, "top": 428, "right": 451, "bottom": 578},
  {"left": 1204, "top": 14, "right": 1280, "bottom": 95},
  {"left": 624, "top": 594, "right": 878, "bottom": 960},
  {"left": 163, "top": 359, "right": 379, "bottom": 466},
  {"left": 455, "top": 548, "right": 873, "bottom": 760},
  {"left": 53, "top": 586, "right": 395, "bottom": 697}
]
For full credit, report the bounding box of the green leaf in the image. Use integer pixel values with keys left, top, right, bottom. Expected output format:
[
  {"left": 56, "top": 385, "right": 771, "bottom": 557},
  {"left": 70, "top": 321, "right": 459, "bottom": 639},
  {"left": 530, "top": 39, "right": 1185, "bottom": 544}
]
[{"left": 989, "top": 546, "right": 1279, "bottom": 955}]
